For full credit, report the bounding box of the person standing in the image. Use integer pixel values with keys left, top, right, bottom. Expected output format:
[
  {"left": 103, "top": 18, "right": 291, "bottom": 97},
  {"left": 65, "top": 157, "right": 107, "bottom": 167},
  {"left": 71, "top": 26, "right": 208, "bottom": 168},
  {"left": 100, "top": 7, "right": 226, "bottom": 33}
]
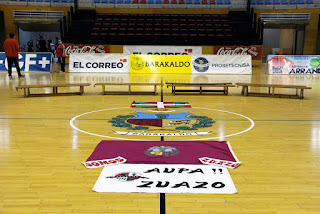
[
  {"left": 3, "top": 33, "right": 24, "bottom": 79},
  {"left": 56, "top": 40, "right": 66, "bottom": 72},
  {"left": 39, "top": 36, "right": 47, "bottom": 52},
  {"left": 35, "top": 40, "right": 40, "bottom": 52},
  {"left": 54, "top": 37, "right": 59, "bottom": 49},
  {"left": 27, "top": 39, "right": 34, "bottom": 52}
]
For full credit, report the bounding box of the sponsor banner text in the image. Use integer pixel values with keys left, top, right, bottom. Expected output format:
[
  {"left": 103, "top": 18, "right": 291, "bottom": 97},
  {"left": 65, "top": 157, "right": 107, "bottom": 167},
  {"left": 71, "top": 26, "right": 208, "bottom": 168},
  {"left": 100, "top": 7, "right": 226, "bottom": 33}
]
[
  {"left": 69, "top": 53, "right": 129, "bottom": 73},
  {"left": 65, "top": 44, "right": 110, "bottom": 57},
  {"left": 268, "top": 55, "right": 320, "bottom": 75},
  {"left": 130, "top": 54, "right": 191, "bottom": 73},
  {"left": 0, "top": 52, "right": 52, "bottom": 72},
  {"left": 123, "top": 45, "right": 202, "bottom": 55},
  {"left": 214, "top": 46, "right": 262, "bottom": 60},
  {"left": 191, "top": 55, "right": 252, "bottom": 74}
]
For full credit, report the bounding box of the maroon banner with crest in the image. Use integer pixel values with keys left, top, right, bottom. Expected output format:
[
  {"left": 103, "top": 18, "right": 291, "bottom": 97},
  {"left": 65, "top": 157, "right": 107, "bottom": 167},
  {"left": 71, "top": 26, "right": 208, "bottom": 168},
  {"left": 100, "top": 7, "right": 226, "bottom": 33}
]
[{"left": 85, "top": 140, "right": 241, "bottom": 168}]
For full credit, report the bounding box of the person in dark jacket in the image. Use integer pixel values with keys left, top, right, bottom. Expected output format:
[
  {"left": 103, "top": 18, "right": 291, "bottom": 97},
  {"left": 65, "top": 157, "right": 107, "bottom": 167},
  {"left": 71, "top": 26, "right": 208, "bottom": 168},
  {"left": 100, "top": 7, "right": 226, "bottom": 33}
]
[
  {"left": 39, "top": 36, "right": 47, "bottom": 52},
  {"left": 27, "top": 39, "right": 34, "bottom": 52},
  {"left": 3, "top": 33, "right": 24, "bottom": 79}
]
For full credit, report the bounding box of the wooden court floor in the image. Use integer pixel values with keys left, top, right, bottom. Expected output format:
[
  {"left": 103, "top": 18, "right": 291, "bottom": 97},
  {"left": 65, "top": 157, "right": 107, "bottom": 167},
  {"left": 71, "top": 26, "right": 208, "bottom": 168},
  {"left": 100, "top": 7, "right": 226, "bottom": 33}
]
[{"left": 0, "top": 65, "right": 320, "bottom": 214}]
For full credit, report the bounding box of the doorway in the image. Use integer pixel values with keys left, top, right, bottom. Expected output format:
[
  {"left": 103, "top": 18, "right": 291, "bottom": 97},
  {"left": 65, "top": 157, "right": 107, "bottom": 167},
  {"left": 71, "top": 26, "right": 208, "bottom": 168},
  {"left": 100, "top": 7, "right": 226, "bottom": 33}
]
[
  {"left": 262, "top": 25, "right": 305, "bottom": 62},
  {"left": 16, "top": 22, "right": 60, "bottom": 53}
]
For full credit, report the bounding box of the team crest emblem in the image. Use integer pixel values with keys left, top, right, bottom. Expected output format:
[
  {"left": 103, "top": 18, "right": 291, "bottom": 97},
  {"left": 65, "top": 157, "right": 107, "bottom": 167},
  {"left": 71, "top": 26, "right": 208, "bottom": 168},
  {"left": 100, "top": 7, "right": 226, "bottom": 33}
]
[
  {"left": 109, "top": 110, "right": 215, "bottom": 131},
  {"left": 127, "top": 112, "right": 195, "bottom": 128},
  {"left": 193, "top": 57, "right": 210, "bottom": 72},
  {"left": 130, "top": 56, "right": 144, "bottom": 71},
  {"left": 106, "top": 172, "right": 148, "bottom": 182},
  {"left": 145, "top": 146, "right": 179, "bottom": 157},
  {"left": 108, "top": 101, "right": 215, "bottom": 137}
]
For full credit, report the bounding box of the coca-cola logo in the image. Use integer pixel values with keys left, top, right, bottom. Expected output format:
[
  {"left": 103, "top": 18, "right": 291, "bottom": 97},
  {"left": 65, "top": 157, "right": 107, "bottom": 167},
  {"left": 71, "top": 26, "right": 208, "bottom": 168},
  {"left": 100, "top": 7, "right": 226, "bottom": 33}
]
[
  {"left": 217, "top": 47, "right": 257, "bottom": 56},
  {"left": 65, "top": 45, "right": 108, "bottom": 57},
  {"left": 215, "top": 46, "right": 262, "bottom": 60}
]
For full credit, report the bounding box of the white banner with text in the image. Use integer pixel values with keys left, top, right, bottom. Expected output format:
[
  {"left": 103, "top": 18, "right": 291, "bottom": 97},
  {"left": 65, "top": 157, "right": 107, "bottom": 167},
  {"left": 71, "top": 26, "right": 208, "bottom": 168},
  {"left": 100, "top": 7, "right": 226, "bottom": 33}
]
[
  {"left": 68, "top": 53, "right": 251, "bottom": 74},
  {"left": 93, "top": 164, "right": 237, "bottom": 194},
  {"left": 191, "top": 55, "right": 252, "bottom": 74},
  {"left": 69, "top": 53, "right": 129, "bottom": 73},
  {"left": 123, "top": 46, "right": 202, "bottom": 55},
  {"left": 268, "top": 55, "right": 320, "bottom": 74}
]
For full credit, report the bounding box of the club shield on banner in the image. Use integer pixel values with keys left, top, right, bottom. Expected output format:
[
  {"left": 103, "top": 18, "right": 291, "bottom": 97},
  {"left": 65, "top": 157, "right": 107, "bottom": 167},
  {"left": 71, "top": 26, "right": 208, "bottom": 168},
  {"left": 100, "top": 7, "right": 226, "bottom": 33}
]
[
  {"left": 191, "top": 55, "right": 252, "bottom": 74},
  {"left": 69, "top": 53, "right": 129, "bottom": 73},
  {"left": 86, "top": 140, "right": 240, "bottom": 168},
  {"left": 123, "top": 46, "right": 202, "bottom": 55},
  {"left": 93, "top": 164, "right": 237, "bottom": 194},
  {"left": 0, "top": 53, "right": 52, "bottom": 72},
  {"left": 268, "top": 55, "right": 320, "bottom": 74},
  {"left": 130, "top": 54, "right": 191, "bottom": 73}
]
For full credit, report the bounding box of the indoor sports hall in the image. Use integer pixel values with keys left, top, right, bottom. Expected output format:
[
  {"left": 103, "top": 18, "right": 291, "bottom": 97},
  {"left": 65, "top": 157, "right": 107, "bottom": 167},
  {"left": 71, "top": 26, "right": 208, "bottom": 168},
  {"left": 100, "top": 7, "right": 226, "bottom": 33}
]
[{"left": 0, "top": 0, "right": 320, "bottom": 213}]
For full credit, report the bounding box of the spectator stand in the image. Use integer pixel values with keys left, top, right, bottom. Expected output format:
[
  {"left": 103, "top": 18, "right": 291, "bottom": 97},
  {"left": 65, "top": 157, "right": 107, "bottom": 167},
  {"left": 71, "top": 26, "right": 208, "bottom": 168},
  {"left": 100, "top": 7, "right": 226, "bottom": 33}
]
[
  {"left": 91, "top": 0, "right": 244, "bottom": 9},
  {"left": 249, "top": 0, "right": 318, "bottom": 8},
  {"left": 1, "top": 0, "right": 74, "bottom": 6},
  {"left": 73, "top": 11, "right": 262, "bottom": 46},
  {"left": 1, "top": 0, "right": 319, "bottom": 7}
]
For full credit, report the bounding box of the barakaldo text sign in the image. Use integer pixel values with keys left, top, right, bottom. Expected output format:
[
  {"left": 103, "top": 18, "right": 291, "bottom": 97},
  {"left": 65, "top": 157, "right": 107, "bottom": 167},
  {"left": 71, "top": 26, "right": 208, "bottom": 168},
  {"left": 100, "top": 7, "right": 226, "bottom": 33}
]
[
  {"left": 214, "top": 46, "right": 262, "bottom": 60},
  {"left": 65, "top": 44, "right": 110, "bottom": 57}
]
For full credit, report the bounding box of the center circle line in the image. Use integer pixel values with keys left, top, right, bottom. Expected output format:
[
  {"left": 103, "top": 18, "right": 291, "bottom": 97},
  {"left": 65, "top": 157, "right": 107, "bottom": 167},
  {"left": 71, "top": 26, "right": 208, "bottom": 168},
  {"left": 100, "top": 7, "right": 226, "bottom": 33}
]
[{"left": 69, "top": 107, "right": 255, "bottom": 141}]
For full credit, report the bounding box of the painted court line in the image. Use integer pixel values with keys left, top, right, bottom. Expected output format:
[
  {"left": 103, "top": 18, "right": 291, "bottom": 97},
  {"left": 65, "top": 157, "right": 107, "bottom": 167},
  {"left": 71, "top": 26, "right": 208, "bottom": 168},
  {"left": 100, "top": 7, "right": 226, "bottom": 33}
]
[
  {"left": 0, "top": 118, "right": 319, "bottom": 122},
  {"left": 69, "top": 107, "right": 256, "bottom": 141}
]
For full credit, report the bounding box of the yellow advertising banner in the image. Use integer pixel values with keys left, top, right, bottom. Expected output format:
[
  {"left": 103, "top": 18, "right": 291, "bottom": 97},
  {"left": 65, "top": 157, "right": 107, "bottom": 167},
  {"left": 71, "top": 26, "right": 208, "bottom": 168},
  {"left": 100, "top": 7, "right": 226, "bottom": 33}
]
[{"left": 129, "top": 54, "right": 191, "bottom": 73}]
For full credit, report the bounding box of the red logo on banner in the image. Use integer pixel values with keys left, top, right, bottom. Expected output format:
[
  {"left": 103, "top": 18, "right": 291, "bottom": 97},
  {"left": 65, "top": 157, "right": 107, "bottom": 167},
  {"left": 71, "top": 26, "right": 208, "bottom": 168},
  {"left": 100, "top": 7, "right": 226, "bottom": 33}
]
[
  {"left": 65, "top": 44, "right": 110, "bottom": 57},
  {"left": 199, "top": 157, "right": 241, "bottom": 169},
  {"left": 82, "top": 156, "right": 126, "bottom": 169},
  {"left": 214, "top": 46, "right": 262, "bottom": 60},
  {"left": 268, "top": 56, "right": 295, "bottom": 74}
]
